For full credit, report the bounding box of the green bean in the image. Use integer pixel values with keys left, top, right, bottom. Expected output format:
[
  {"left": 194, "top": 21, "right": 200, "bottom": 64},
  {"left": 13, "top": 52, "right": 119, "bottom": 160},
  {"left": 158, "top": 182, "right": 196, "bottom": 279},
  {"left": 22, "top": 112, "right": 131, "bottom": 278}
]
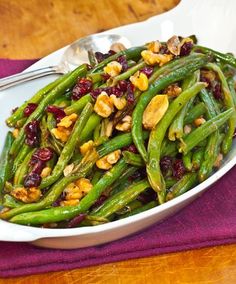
[
  {"left": 15, "top": 117, "right": 27, "bottom": 128},
  {"left": 147, "top": 82, "right": 206, "bottom": 203},
  {"left": 179, "top": 108, "right": 234, "bottom": 154},
  {"left": 93, "top": 122, "right": 101, "bottom": 141},
  {"left": 91, "top": 179, "right": 150, "bottom": 218},
  {"left": 199, "top": 89, "right": 219, "bottom": 118},
  {"left": 161, "top": 139, "right": 178, "bottom": 157},
  {"left": 12, "top": 144, "right": 31, "bottom": 173},
  {"left": 111, "top": 61, "right": 146, "bottom": 85},
  {"left": 91, "top": 170, "right": 103, "bottom": 185},
  {"left": 195, "top": 45, "right": 236, "bottom": 68},
  {"left": 166, "top": 173, "right": 198, "bottom": 201},
  {"left": 122, "top": 151, "right": 144, "bottom": 167},
  {"left": 132, "top": 54, "right": 210, "bottom": 162},
  {"left": 183, "top": 151, "right": 193, "bottom": 171},
  {"left": 0, "top": 132, "right": 13, "bottom": 203},
  {"left": 10, "top": 64, "right": 88, "bottom": 156},
  {"left": 79, "top": 113, "right": 101, "bottom": 144},
  {"left": 192, "top": 148, "right": 204, "bottom": 170},
  {"left": 118, "top": 200, "right": 158, "bottom": 219},
  {"left": 184, "top": 102, "right": 206, "bottom": 124},
  {"left": 227, "top": 76, "right": 236, "bottom": 107},
  {"left": 64, "top": 94, "right": 92, "bottom": 115},
  {"left": 90, "top": 46, "right": 145, "bottom": 73},
  {"left": 1, "top": 149, "right": 96, "bottom": 220},
  {"left": 115, "top": 200, "right": 143, "bottom": 216},
  {"left": 206, "top": 63, "right": 236, "bottom": 154},
  {"left": 10, "top": 158, "right": 128, "bottom": 225},
  {"left": 13, "top": 149, "right": 34, "bottom": 185},
  {"left": 2, "top": 194, "right": 23, "bottom": 208},
  {"left": 165, "top": 178, "right": 177, "bottom": 189},
  {"left": 40, "top": 102, "right": 93, "bottom": 189},
  {"left": 97, "top": 131, "right": 149, "bottom": 158},
  {"left": 168, "top": 71, "right": 199, "bottom": 141},
  {"left": 6, "top": 74, "right": 68, "bottom": 127}
]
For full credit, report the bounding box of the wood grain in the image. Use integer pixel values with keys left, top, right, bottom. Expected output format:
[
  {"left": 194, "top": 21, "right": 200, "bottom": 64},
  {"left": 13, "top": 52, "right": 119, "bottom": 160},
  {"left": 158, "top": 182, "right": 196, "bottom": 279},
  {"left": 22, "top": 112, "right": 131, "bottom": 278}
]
[{"left": 1, "top": 0, "right": 236, "bottom": 283}]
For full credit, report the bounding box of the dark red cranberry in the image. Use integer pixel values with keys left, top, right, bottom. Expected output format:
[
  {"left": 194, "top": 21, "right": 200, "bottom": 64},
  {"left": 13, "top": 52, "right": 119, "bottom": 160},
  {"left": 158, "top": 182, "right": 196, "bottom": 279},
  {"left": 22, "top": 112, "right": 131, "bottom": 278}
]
[
  {"left": 117, "top": 80, "right": 128, "bottom": 92},
  {"left": 140, "top": 67, "right": 154, "bottom": 78},
  {"left": 172, "top": 159, "right": 185, "bottom": 180},
  {"left": 23, "top": 103, "right": 38, "bottom": 117},
  {"left": 117, "top": 55, "right": 128, "bottom": 72},
  {"left": 110, "top": 86, "right": 123, "bottom": 97},
  {"left": 91, "top": 88, "right": 102, "bottom": 100},
  {"left": 72, "top": 78, "right": 93, "bottom": 100},
  {"left": 123, "top": 144, "right": 138, "bottom": 153},
  {"left": 95, "top": 52, "right": 105, "bottom": 63},
  {"left": 46, "top": 105, "right": 66, "bottom": 122},
  {"left": 24, "top": 120, "right": 40, "bottom": 147},
  {"left": 160, "top": 156, "right": 173, "bottom": 173},
  {"left": 108, "top": 50, "right": 116, "bottom": 56},
  {"left": 137, "top": 189, "right": 157, "bottom": 204},
  {"left": 90, "top": 194, "right": 108, "bottom": 210},
  {"left": 129, "top": 168, "right": 146, "bottom": 182},
  {"left": 31, "top": 160, "right": 45, "bottom": 174},
  {"left": 180, "top": 41, "right": 193, "bottom": 56},
  {"left": 67, "top": 214, "right": 86, "bottom": 228},
  {"left": 102, "top": 73, "right": 111, "bottom": 81},
  {"left": 200, "top": 75, "right": 211, "bottom": 87},
  {"left": 126, "top": 83, "right": 135, "bottom": 104},
  {"left": 33, "top": 147, "right": 54, "bottom": 162},
  {"left": 24, "top": 172, "right": 42, "bottom": 188},
  {"left": 159, "top": 44, "right": 169, "bottom": 54},
  {"left": 212, "top": 82, "right": 222, "bottom": 100}
]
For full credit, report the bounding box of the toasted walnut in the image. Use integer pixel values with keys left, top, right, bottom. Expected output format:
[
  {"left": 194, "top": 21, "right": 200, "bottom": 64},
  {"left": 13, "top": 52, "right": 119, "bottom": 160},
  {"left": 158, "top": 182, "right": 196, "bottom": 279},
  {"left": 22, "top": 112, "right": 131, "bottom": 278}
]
[
  {"left": 214, "top": 153, "right": 223, "bottom": 168},
  {"left": 41, "top": 167, "right": 52, "bottom": 178},
  {"left": 64, "top": 183, "right": 83, "bottom": 200},
  {"left": 110, "top": 42, "right": 126, "bottom": 52},
  {"left": 164, "top": 83, "right": 182, "bottom": 97},
  {"left": 130, "top": 71, "right": 149, "bottom": 91},
  {"left": 167, "top": 36, "right": 193, "bottom": 56},
  {"left": 184, "top": 125, "right": 192, "bottom": 135},
  {"left": 194, "top": 117, "right": 206, "bottom": 127},
  {"left": 141, "top": 50, "right": 173, "bottom": 66},
  {"left": 94, "top": 92, "right": 114, "bottom": 118},
  {"left": 57, "top": 113, "right": 78, "bottom": 128},
  {"left": 51, "top": 126, "right": 71, "bottom": 142},
  {"left": 96, "top": 150, "right": 121, "bottom": 170},
  {"left": 11, "top": 187, "right": 42, "bottom": 203},
  {"left": 75, "top": 178, "right": 93, "bottom": 194},
  {"left": 146, "top": 41, "right": 161, "bottom": 53},
  {"left": 104, "top": 61, "right": 122, "bottom": 77},
  {"left": 60, "top": 199, "right": 80, "bottom": 206},
  {"left": 201, "top": 70, "right": 216, "bottom": 82},
  {"left": 12, "top": 128, "right": 19, "bottom": 138},
  {"left": 63, "top": 163, "right": 75, "bottom": 177},
  {"left": 80, "top": 140, "right": 94, "bottom": 156},
  {"left": 115, "top": 115, "right": 132, "bottom": 132},
  {"left": 105, "top": 120, "right": 114, "bottom": 137},
  {"left": 110, "top": 94, "right": 127, "bottom": 110},
  {"left": 143, "top": 95, "right": 169, "bottom": 129}
]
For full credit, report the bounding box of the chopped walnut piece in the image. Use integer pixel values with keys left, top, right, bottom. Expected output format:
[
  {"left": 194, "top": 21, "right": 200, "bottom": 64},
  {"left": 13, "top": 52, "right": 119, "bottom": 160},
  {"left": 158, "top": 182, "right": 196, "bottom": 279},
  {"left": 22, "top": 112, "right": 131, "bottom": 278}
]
[
  {"left": 80, "top": 140, "right": 94, "bottom": 156},
  {"left": 194, "top": 117, "right": 206, "bottom": 127},
  {"left": 167, "top": 35, "right": 181, "bottom": 56},
  {"left": 110, "top": 95, "right": 127, "bottom": 110},
  {"left": 11, "top": 187, "right": 42, "bottom": 203},
  {"left": 184, "top": 125, "right": 192, "bottom": 135},
  {"left": 94, "top": 92, "right": 114, "bottom": 118},
  {"left": 115, "top": 115, "right": 132, "bottom": 132},
  {"left": 57, "top": 113, "right": 78, "bottom": 128},
  {"left": 51, "top": 126, "right": 71, "bottom": 142},
  {"left": 130, "top": 71, "right": 149, "bottom": 91},
  {"left": 96, "top": 150, "right": 121, "bottom": 170},
  {"left": 143, "top": 95, "right": 169, "bottom": 130},
  {"left": 214, "top": 153, "right": 223, "bottom": 168},
  {"left": 146, "top": 41, "right": 161, "bottom": 53},
  {"left": 110, "top": 42, "right": 126, "bottom": 52},
  {"left": 164, "top": 83, "right": 182, "bottom": 97},
  {"left": 141, "top": 50, "right": 173, "bottom": 66},
  {"left": 12, "top": 128, "right": 19, "bottom": 138},
  {"left": 104, "top": 61, "right": 122, "bottom": 77}
]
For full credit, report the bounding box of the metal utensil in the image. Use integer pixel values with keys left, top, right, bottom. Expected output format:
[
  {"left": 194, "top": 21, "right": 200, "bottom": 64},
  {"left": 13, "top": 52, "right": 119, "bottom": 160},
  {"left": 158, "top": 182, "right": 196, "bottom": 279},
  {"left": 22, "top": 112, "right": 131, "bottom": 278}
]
[{"left": 0, "top": 34, "right": 130, "bottom": 90}]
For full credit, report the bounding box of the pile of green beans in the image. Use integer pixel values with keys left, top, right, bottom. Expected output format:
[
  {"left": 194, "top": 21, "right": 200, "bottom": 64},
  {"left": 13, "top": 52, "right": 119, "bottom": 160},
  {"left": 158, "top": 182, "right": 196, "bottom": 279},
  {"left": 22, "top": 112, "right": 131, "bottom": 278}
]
[{"left": 0, "top": 36, "right": 235, "bottom": 228}]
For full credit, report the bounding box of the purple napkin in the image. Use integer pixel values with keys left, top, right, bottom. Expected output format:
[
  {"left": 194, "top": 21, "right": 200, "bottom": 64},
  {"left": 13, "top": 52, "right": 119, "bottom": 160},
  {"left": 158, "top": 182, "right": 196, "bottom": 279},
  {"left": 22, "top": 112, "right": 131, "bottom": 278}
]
[{"left": 0, "top": 59, "right": 236, "bottom": 278}]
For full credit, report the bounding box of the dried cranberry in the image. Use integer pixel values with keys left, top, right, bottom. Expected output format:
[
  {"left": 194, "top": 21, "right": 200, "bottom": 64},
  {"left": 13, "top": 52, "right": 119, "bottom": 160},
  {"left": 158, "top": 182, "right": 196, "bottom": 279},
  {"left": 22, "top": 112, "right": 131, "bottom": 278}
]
[
  {"left": 160, "top": 156, "right": 173, "bottom": 173},
  {"left": 94, "top": 52, "right": 105, "bottom": 63},
  {"left": 129, "top": 168, "right": 146, "bottom": 182},
  {"left": 90, "top": 195, "right": 108, "bottom": 210},
  {"left": 212, "top": 81, "right": 222, "bottom": 100},
  {"left": 123, "top": 144, "right": 138, "bottom": 153},
  {"left": 126, "top": 83, "right": 135, "bottom": 104},
  {"left": 90, "top": 88, "right": 102, "bottom": 100},
  {"left": 102, "top": 73, "right": 111, "bottom": 82},
  {"left": 72, "top": 78, "right": 93, "bottom": 100},
  {"left": 46, "top": 105, "right": 66, "bottom": 122},
  {"left": 110, "top": 86, "right": 123, "bottom": 97},
  {"left": 108, "top": 50, "right": 116, "bottom": 56},
  {"left": 159, "top": 44, "right": 169, "bottom": 54},
  {"left": 180, "top": 41, "right": 193, "bottom": 56},
  {"left": 137, "top": 189, "right": 157, "bottom": 204},
  {"left": 24, "top": 120, "right": 40, "bottom": 147},
  {"left": 200, "top": 75, "right": 211, "bottom": 87},
  {"left": 33, "top": 147, "right": 54, "bottom": 162},
  {"left": 31, "top": 160, "right": 45, "bottom": 174},
  {"left": 117, "top": 80, "right": 128, "bottom": 92},
  {"left": 23, "top": 103, "right": 38, "bottom": 117},
  {"left": 172, "top": 159, "right": 185, "bottom": 180},
  {"left": 140, "top": 67, "right": 154, "bottom": 78},
  {"left": 67, "top": 214, "right": 86, "bottom": 228},
  {"left": 24, "top": 172, "right": 42, "bottom": 188},
  {"left": 117, "top": 55, "right": 128, "bottom": 72}
]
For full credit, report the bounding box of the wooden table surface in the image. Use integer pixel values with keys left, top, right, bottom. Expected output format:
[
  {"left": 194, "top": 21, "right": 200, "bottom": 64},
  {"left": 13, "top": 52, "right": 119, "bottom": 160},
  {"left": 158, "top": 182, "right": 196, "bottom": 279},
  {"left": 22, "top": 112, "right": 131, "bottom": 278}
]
[{"left": 1, "top": 0, "right": 236, "bottom": 283}]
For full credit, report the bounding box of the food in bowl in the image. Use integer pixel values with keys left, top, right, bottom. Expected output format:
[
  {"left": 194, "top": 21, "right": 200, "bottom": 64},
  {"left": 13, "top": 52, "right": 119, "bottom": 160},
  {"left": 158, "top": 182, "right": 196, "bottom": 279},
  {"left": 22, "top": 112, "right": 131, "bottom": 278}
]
[{"left": 0, "top": 35, "right": 235, "bottom": 228}]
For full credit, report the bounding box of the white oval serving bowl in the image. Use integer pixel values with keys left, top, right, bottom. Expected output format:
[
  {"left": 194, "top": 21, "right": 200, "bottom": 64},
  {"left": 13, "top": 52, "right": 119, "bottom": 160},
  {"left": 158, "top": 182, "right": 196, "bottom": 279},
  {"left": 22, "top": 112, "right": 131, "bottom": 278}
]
[{"left": 0, "top": 0, "right": 236, "bottom": 249}]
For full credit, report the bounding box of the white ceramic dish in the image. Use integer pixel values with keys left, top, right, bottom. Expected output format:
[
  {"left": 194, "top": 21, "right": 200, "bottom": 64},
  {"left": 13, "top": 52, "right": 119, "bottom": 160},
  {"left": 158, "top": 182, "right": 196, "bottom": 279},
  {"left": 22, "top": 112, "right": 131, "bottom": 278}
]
[{"left": 0, "top": 0, "right": 236, "bottom": 249}]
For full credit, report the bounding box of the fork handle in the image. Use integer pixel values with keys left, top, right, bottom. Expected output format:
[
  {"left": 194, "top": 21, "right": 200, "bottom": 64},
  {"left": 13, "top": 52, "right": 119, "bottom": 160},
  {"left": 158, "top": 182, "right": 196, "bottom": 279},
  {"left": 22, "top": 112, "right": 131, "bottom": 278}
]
[{"left": 0, "top": 66, "right": 63, "bottom": 91}]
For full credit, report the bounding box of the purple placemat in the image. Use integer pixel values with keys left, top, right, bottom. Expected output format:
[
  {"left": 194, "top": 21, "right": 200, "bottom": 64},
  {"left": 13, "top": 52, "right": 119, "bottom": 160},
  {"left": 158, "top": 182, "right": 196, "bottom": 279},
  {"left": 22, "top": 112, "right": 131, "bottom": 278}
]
[{"left": 0, "top": 59, "right": 236, "bottom": 278}]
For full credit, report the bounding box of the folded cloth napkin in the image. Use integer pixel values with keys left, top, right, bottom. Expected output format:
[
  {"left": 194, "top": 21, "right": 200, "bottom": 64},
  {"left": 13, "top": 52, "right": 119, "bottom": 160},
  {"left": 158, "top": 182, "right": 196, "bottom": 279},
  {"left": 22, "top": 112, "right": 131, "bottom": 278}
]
[{"left": 0, "top": 59, "right": 236, "bottom": 278}]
